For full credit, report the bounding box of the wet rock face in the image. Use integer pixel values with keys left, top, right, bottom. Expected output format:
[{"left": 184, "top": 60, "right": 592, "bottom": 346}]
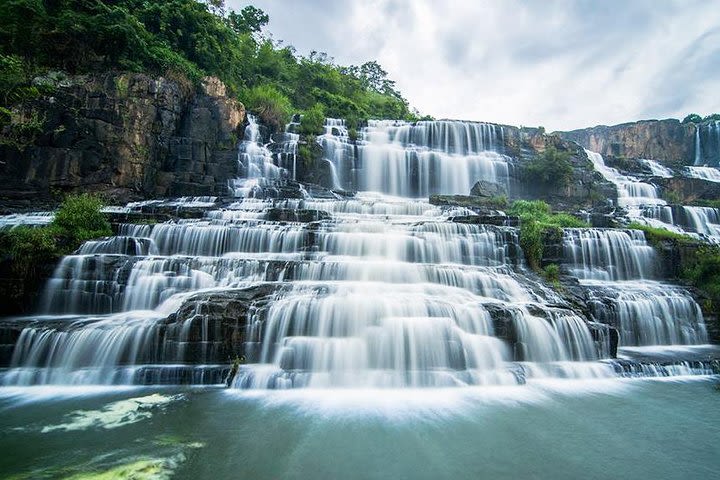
[
  {"left": 558, "top": 119, "right": 695, "bottom": 166},
  {"left": 471, "top": 180, "right": 506, "bottom": 198},
  {"left": 164, "top": 284, "right": 280, "bottom": 364},
  {"left": 0, "top": 73, "right": 244, "bottom": 205}
]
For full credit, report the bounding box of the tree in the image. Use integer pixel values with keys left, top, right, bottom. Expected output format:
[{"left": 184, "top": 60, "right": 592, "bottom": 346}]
[
  {"left": 682, "top": 113, "right": 702, "bottom": 124},
  {"left": 227, "top": 5, "right": 269, "bottom": 35}
]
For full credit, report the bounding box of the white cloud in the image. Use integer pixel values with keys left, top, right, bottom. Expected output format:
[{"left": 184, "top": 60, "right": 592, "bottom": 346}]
[{"left": 227, "top": 0, "right": 720, "bottom": 130}]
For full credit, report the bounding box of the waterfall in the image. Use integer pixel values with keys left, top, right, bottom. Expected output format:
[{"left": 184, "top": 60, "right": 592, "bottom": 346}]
[
  {"left": 585, "top": 282, "right": 707, "bottom": 346},
  {"left": 318, "top": 118, "right": 354, "bottom": 189},
  {"left": 585, "top": 150, "right": 664, "bottom": 208},
  {"left": 320, "top": 119, "right": 510, "bottom": 196},
  {"left": 640, "top": 159, "right": 673, "bottom": 178},
  {"left": 2, "top": 121, "right": 714, "bottom": 389},
  {"left": 561, "top": 229, "right": 708, "bottom": 347},
  {"left": 562, "top": 228, "right": 657, "bottom": 281},
  {"left": 0, "top": 211, "right": 55, "bottom": 230},
  {"left": 694, "top": 121, "right": 720, "bottom": 167},
  {"left": 685, "top": 166, "right": 720, "bottom": 182}
]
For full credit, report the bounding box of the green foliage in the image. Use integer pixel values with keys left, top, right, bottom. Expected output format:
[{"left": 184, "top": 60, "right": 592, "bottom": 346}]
[
  {"left": 523, "top": 147, "right": 574, "bottom": 190},
  {"left": 0, "top": 226, "right": 57, "bottom": 276},
  {"left": 0, "top": 108, "right": 46, "bottom": 150},
  {"left": 509, "top": 200, "right": 588, "bottom": 270},
  {"left": 1, "top": 193, "right": 111, "bottom": 277},
  {"left": 703, "top": 113, "right": 720, "bottom": 122},
  {"left": 683, "top": 247, "right": 720, "bottom": 308},
  {"left": 682, "top": 113, "right": 702, "bottom": 124},
  {"left": 626, "top": 222, "right": 695, "bottom": 246},
  {"left": 52, "top": 193, "right": 112, "bottom": 245},
  {"left": 691, "top": 199, "right": 720, "bottom": 209},
  {"left": 0, "top": 1, "right": 418, "bottom": 126},
  {"left": 226, "top": 5, "right": 268, "bottom": 35},
  {"left": 240, "top": 83, "right": 292, "bottom": 130},
  {"left": 0, "top": 54, "right": 41, "bottom": 107},
  {"left": 298, "top": 143, "right": 315, "bottom": 169},
  {"left": 299, "top": 103, "right": 325, "bottom": 136},
  {"left": 543, "top": 263, "right": 561, "bottom": 285},
  {"left": 662, "top": 189, "right": 682, "bottom": 204}
]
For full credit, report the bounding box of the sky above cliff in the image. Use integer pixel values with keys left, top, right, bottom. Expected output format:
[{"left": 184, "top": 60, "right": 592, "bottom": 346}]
[{"left": 228, "top": 0, "right": 720, "bottom": 131}]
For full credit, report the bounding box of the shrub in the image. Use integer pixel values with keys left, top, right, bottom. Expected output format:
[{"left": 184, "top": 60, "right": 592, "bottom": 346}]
[
  {"left": 241, "top": 84, "right": 293, "bottom": 131},
  {"left": 509, "top": 200, "right": 588, "bottom": 270},
  {"left": 299, "top": 103, "right": 325, "bottom": 136},
  {"left": 683, "top": 246, "right": 720, "bottom": 304},
  {"left": 1, "top": 226, "right": 58, "bottom": 276},
  {"left": 52, "top": 193, "right": 112, "bottom": 245},
  {"left": 523, "top": 147, "right": 574, "bottom": 190},
  {"left": 543, "top": 263, "right": 561, "bottom": 284},
  {"left": 626, "top": 222, "right": 695, "bottom": 246}
]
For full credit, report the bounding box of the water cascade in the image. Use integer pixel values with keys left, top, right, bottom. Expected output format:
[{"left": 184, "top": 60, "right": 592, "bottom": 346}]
[
  {"left": 320, "top": 119, "right": 510, "bottom": 196},
  {"left": 694, "top": 121, "right": 720, "bottom": 167},
  {"left": 685, "top": 166, "right": 720, "bottom": 182},
  {"left": 0, "top": 124, "right": 714, "bottom": 389}
]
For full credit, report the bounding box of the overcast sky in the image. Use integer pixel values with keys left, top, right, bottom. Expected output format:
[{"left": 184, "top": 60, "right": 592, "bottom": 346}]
[{"left": 227, "top": 0, "right": 720, "bottom": 131}]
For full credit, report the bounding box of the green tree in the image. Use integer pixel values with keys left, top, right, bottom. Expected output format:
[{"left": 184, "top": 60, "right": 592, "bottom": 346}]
[
  {"left": 682, "top": 113, "right": 702, "bottom": 124},
  {"left": 299, "top": 103, "right": 326, "bottom": 136},
  {"left": 523, "top": 147, "right": 574, "bottom": 190}
]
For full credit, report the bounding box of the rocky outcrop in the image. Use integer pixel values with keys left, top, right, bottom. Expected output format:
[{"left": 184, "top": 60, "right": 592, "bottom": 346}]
[
  {"left": 655, "top": 177, "right": 720, "bottom": 203},
  {"left": 501, "top": 128, "right": 617, "bottom": 211},
  {"left": 558, "top": 119, "right": 695, "bottom": 166},
  {"left": 0, "top": 72, "right": 244, "bottom": 207}
]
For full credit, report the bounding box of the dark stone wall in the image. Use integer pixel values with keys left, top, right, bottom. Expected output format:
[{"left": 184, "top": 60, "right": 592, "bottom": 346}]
[{"left": 0, "top": 73, "right": 244, "bottom": 208}]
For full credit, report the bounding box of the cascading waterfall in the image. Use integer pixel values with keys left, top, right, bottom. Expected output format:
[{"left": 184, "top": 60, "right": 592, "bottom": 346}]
[
  {"left": 584, "top": 282, "right": 707, "bottom": 346},
  {"left": 694, "top": 121, "right": 720, "bottom": 167},
  {"left": 1, "top": 123, "right": 714, "bottom": 389},
  {"left": 685, "top": 166, "right": 720, "bottom": 182},
  {"left": 585, "top": 149, "right": 713, "bottom": 238},
  {"left": 640, "top": 159, "right": 673, "bottom": 178},
  {"left": 320, "top": 119, "right": 510, "bottom": 196},
  {"left": 562, "top": 228, "right": 657, "bottom": 281},
  {"left": 585, "top": 149, "right": 664, "bottom": 208},
  {"left": 4, "top": 188, "right": 624, "bottom": 388},
  {"left": 561, "top": 228, "right": 708, "bottom": 347}
]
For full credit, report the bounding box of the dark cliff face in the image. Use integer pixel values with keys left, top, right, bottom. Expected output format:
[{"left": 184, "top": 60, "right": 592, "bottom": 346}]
[
  {"left": 0, "top": 73, "right": 244, "bottom": 207},
  {"left": 558, "top": 119, "right": 696, "bottom": 166}
]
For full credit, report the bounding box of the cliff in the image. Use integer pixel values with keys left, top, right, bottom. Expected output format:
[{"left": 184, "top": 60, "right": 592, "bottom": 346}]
[
  {"left": 558, "top": 119, "right": 695, "bottom": 166},
  {"left": 0, "top": 72, "right": 244, "bottom": 208}
]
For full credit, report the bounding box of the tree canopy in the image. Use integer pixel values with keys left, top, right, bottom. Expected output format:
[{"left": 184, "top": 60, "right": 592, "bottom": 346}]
[{"left": 0, "top": 0, "right": 418, "bottom": 128}]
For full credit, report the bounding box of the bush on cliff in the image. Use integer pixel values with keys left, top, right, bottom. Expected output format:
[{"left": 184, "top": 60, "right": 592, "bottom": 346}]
[
  {"left": 299, "top": 104, "right": 326, "bottom": 136},
  {"left": 52, "top": 193, "right": 112, "bottom": 245},
  {"left": 626, "top": 222, "right": 695, "bottom": 247},
  {"left": 683, "top": 246, "right": 720, "bottom": 311},
  {"left": 0, "top": 226, "right": 57, "bottom": 276},
  {"left": 522, "top": 147, "right": 574, "bottom": 190},
  {"left": 240, "top": 84, "right": 293, "bottom": 131},
  {"left": 509, "top": 200, "right": 587, "bottom": 270},
  {"left": 0, "top": 194, "right": 111, "bottom": 276}
]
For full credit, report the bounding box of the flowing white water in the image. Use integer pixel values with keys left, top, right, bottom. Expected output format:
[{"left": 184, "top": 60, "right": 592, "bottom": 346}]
[
  {"left": 585, "top": 150, "right": 664, "bottom": 208},
  {"left": 685, "top": 166, "right": 720, "bottom": 182},
  {"left": 320, "top": 119, "right": 510, "bottom": 196},
  {"left": 0, "top": 212, "right": 55, "bottom": 230},
  {"left": 640, "top": 159, "right": 673, "bottom": 178},
  {"left": 1, "top": 123, "right": 713, "bottom": 388},
  {"left": 694, "top": 120, "right": 720, "bottom": 167}
]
